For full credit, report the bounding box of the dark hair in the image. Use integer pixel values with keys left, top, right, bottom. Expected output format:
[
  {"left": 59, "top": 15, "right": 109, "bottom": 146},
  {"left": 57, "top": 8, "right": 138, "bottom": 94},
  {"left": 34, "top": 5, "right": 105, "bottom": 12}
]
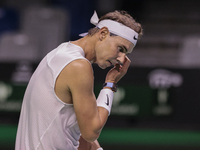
[{"left": 88, "top": 10, "right": 143, "bottom": 38}]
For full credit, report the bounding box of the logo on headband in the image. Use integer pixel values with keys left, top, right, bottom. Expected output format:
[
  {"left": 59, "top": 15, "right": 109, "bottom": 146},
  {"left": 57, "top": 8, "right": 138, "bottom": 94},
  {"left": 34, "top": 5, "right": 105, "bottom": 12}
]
[{"left": 133, "top": 35, "right": 138, "bottom": 40}]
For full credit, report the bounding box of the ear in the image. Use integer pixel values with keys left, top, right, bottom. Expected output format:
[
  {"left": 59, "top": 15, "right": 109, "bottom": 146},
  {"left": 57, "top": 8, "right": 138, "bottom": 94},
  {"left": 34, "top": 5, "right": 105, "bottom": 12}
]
[{"left": 99, "top": 27, "right": 109, "bottom": 41}]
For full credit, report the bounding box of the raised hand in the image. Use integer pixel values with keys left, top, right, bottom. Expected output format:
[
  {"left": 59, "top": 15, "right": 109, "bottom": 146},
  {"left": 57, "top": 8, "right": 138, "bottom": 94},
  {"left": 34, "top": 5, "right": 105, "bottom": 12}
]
[{"left": 105, "top": 56, "right": 131, "bottom": 83}]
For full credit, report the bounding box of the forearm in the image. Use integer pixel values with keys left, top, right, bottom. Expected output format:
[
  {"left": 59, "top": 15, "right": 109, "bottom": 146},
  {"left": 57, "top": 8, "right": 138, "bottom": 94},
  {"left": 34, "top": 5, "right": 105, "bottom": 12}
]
[
  {"left": 81, "top": 88, "right": 112, "bottom": 142},
  {"left": 84, "top": 107, "right": 109, "bottom": 141},
  {"left": 90, "top": 88, "right": 113, "bottom": 135},
  {"left": 97, "top": 107, "right": 109, "bottom": 130},
  {"left": 96, "top": 87, "right": 114, "bottom": 128},
  {"left": 77, "top": 100, "right": 109, "bottom": 142}
]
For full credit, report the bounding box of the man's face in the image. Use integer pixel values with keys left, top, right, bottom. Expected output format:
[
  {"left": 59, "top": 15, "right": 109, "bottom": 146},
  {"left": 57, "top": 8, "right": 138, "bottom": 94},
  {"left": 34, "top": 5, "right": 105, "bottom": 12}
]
[{"left": 94, "top": 34, "right": 134, "bottom": 69}]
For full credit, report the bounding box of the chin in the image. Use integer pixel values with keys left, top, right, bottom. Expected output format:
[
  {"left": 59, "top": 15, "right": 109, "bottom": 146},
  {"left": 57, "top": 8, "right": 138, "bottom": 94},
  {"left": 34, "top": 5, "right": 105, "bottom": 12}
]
[
  {"left": 99, "top": 65, "right": 107, "bottom": 69},
  {"left": 97, "top": 63, "right": 107, "bottom": 69}
]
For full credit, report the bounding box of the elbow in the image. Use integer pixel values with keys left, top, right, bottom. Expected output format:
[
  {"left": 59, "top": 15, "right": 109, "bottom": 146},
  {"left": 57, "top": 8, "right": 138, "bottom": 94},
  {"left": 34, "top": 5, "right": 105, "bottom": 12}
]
[{"left": 81, "top": 131, "right": 100, "bottom": 142}]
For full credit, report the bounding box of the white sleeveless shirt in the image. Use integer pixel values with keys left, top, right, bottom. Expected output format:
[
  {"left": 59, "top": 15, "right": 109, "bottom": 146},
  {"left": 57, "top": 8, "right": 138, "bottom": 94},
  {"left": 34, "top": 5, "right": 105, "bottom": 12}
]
[{"left": 16, "top": 42, "right": 89, "bottom": 150}]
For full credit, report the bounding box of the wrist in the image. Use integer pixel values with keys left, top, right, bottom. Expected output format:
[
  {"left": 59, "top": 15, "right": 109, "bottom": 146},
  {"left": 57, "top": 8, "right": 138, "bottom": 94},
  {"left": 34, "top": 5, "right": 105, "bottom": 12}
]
[
  {"left": 103, "top": 82, "right": 118, "bottom": 92},
  {"left": 103, "top": 86, "right": 112, "bottom": 91}
]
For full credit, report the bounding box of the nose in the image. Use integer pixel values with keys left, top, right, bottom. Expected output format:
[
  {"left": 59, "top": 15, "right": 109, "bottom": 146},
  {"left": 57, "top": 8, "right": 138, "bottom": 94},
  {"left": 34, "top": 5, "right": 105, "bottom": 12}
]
[{"left": 117, "top": 53, "right": 126, "bottom": 65}]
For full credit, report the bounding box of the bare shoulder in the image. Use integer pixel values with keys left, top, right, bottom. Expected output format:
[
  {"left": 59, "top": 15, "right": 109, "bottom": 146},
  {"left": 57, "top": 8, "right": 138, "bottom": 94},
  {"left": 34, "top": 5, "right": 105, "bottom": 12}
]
[
  {"left": 60, "top": 59, "right": 94, "bottom": 88},
  {"left": 69, "top": 59, "right": 92, "bottom": 69},
  {"left": 63, "top": 59, "right": 93, "bottom": 76},
  {"left": 55, "top": 59, "right": 93, "bottom": 104}
]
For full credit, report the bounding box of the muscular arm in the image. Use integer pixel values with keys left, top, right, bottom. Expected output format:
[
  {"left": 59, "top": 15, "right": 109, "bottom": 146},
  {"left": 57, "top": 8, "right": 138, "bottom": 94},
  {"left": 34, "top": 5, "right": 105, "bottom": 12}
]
[
  {"left": 56, "top": 56, "right": 130, "bottom": 143},
  {"left": 60, "top": 59, "right": 108, "bottom": 142}
]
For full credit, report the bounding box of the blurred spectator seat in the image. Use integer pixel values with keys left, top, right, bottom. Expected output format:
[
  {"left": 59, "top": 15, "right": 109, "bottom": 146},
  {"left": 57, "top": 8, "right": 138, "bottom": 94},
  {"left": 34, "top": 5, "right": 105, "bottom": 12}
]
[
  {"left": 0, "top": 32, "right": 39, "bottom": 63},
  {"left": 179, "top": 36, "right": 200, "bottom": 68},
  {"left": 0, "top": 7, "right": 19, "bottom": 36},
  {"left": 20, "top": 6, "right": 70, "bottom": 59},
  {"left": 4, "top": 0, "right": 46, "bottom": 10}
]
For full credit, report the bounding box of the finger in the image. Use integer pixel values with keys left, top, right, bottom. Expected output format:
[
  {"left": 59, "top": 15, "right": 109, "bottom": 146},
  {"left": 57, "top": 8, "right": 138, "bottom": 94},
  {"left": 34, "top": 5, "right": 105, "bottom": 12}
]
[{"left": 115, "top": 64, "right": 120, "bottom": 72}]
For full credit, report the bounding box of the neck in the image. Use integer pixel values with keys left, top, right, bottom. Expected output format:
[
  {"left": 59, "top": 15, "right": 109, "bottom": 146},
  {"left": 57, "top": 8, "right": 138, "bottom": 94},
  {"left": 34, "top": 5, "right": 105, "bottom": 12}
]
[{"left": 71, "top": 36, "right": 96, "bottom": 63}]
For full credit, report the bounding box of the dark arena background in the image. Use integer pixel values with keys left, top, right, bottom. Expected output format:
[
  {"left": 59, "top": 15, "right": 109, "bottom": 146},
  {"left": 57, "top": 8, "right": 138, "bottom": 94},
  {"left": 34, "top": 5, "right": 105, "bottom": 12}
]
[{"left": 0, "top": 0, "right": 200, "bottom": 149}]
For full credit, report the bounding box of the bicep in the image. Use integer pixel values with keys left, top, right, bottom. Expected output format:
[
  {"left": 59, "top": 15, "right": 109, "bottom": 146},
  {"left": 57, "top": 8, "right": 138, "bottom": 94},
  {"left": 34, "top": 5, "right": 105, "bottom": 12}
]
[
  {"left": 71, "top": 65, "right": 97, "bottom": 121},
  {"left": 68, "top": 60, "right": 96, "bottom": 115},
  {"left": 66, "top": 59, "right": 101, "bottom": 140}
]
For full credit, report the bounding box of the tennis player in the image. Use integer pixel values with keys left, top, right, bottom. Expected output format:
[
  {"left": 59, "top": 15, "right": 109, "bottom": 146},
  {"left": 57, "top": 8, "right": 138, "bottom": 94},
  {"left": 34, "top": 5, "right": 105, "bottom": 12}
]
[{"left": 15, "top": 10, "right": 143, "bottom": 150}]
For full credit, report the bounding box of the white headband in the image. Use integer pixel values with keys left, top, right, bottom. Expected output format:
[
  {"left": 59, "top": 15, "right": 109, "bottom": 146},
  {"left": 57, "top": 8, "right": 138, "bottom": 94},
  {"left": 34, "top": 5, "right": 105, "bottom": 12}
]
[{"left": 79, "top": 11, "right": 138, "bottom": 47}]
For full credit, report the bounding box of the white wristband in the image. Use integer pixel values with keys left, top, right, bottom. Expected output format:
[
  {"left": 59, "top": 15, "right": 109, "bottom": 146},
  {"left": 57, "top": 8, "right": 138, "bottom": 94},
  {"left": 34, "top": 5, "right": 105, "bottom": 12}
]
[
  {"left": 96, "top": 89, "right": 113, "bottom": 115},
  {"left": 97, "top": 148, "right": 103, "bottom": 150}
]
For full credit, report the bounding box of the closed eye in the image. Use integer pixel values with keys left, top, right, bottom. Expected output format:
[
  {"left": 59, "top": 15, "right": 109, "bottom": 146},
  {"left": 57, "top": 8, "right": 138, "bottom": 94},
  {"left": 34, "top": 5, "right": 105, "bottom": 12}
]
[{"left": 118, "top": 46, "right": 127, "bottom": 53}]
